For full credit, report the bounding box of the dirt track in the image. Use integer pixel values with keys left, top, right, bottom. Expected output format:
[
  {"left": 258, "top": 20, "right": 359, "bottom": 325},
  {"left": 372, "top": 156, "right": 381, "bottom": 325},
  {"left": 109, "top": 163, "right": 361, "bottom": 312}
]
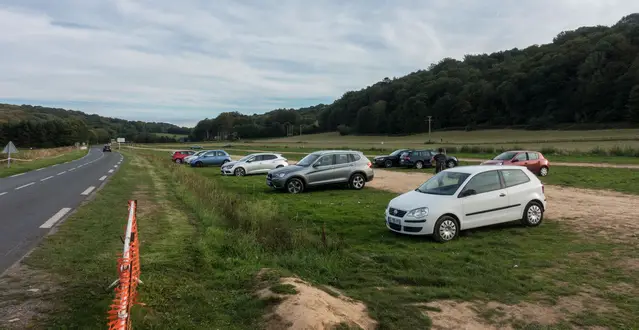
[{"left": 130, "top": 145, "right": 639, "bottom": 239}]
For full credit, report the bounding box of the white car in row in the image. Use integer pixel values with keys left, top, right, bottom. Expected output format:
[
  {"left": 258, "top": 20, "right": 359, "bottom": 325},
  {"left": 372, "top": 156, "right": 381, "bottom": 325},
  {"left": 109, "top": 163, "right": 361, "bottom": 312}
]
[
  {"left": 386, "top": 165, "right": 546, "bottom": 242},
  {"left": 184, "top": 150, "right": 208, "bottom": 164},
  {"left": 221, "top": 153, "right": 289, "bottom": 176}
]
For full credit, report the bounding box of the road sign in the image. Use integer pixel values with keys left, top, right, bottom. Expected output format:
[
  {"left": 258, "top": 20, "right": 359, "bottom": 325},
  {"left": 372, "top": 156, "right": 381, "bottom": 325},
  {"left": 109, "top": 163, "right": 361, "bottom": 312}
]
[
  {"left": 2, "top": 141, "right": 18, "bottom": 168},
  {"left": 117, "top": 138, "right": 125, "bottom": 143}
]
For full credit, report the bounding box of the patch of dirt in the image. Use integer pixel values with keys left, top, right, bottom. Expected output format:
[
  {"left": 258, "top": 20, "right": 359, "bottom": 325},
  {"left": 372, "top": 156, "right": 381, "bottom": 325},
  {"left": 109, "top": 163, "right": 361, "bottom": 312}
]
[
  {"left": 420, "top": 293, "right": 616, "bottom": 330},
  {"left": 256, "top": 270, "right": 376, "bottom": 330},
  {"left": 0, "top": 264, "right": 61, "bottom": 329}
]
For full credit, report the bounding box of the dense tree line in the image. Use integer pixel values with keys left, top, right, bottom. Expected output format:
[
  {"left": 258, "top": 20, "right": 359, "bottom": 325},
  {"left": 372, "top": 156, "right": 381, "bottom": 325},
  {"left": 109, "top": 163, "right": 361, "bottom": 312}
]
[
  {"left": 192, "top": 13, "right": 639, "bottom": 141},
  {"left": 0, "top": 103, "right": 191, "bottom": 147}
]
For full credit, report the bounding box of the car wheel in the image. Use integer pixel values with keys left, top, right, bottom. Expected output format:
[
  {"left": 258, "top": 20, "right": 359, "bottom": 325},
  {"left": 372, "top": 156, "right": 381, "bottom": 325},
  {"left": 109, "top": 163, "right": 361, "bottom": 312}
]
[
  {"left": 539, "top": 166, "right": 549, "bottom": 177},
  {"left": 384, "top": 160, "right": 393, "bottom": 168},
  {"left": 234, "top": 168, "right": 245, "bottom": 176},
  {"left": 521, "top": 201, "right": 544, "bottom": 227},
  {"left": 447, "top": 160, "right": 456, "bottom": 168},
  {"left": 222, "top": 160, "right": 229, "bottom": 166},
  {"left": 276, "top": 165, "right": 284, "bottom": 168},
  {"left": 286, "top": 178, "right": 304, "bottom": 194},
  {"left": 349, "top": 173, "right": 366, "bottom": 190},
  {"left": 195, "top": 161, "right": 204, "bottom": 167},
  {"left": 175, "top": 158, "right": 182, "bottom": 164},
  {"left": 415, "top": 161, "right": 424, "bottom": 169},
  {"left": 433, "top": 215, "right": 459, "bottom": 243}
]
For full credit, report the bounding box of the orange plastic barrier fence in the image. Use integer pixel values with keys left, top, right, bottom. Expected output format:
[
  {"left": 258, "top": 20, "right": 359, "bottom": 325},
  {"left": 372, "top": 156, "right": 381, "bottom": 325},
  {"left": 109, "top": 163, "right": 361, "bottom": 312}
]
[{"left": 107, "top": 200, "right": 142, "bottom": 330}]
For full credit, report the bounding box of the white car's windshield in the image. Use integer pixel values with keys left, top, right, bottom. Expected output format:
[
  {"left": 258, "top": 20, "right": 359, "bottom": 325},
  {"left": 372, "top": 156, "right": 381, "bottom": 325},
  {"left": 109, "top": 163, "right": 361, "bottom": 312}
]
[
  {"left": 238, "top": 155, "right": 254, "bottom": 162},
  {"left": 494, "top": 151, "right": 518, "bottom": 160},
  {"left": 416, "top": 171, "right": 470, "bottom": 195},
  {"left": 297, "top": 153, "right": 321, "bottom": 166}
]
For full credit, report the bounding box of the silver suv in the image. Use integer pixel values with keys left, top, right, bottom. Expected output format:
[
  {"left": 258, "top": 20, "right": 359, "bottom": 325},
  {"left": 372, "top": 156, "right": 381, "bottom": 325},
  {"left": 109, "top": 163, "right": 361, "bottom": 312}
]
[{"left": 266, "top": 150, "right": 375, "bottom": 194}]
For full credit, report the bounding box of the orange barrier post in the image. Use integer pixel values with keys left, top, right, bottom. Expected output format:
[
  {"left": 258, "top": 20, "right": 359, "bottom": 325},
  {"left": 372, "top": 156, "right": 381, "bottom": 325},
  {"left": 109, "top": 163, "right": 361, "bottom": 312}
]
[{"left": 107, "top": 200, "right": 142, "bottom": 330}]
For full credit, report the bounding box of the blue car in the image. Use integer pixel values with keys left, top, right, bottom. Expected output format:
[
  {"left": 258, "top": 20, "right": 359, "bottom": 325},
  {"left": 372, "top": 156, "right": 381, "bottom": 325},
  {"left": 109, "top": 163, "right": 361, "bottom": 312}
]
[{"left": 190, "top": 150, "right": 232, "bottom": 167}]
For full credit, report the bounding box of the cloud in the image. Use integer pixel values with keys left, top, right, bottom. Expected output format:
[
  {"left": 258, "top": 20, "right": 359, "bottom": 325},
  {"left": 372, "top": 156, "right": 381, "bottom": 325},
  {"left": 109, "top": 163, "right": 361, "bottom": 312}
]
[{"left": 0, "top": 0, "right": 638, "bottom": 126}]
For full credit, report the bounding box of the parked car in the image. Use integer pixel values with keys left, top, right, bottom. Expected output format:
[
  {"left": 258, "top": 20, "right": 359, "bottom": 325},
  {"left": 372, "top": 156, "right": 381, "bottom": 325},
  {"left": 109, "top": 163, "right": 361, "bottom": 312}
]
[
  {"left": 372, "top": 149, "right": 411, "bottom": 168},
  {"left": 221, "top": 153, "right": 288, "bottom": 176},
  {"left": 190, "top": 145, "right": 203, "bottom": 150},
  {"left": 103, "top": 145, "right": 111, "bottom": 152},
  {"left": 385, "top": 165, "right": 546, "bottom": 242},
  {"left": 266, "top": 150, "right": 374, "bottom": 194},
  {"left": 183, "top": 150, "right": 208, "bottom": 164},
  {"left": 399, "top": 149, "right": 459, "bottom": 169},
  {"left": 172, "top": 150, "right": 195, "bottom": 163},
  {"left": 190, "top": 150, "right": 231, "bottom": 167},
  {"left": 481, "top": 150, "right": 550, "bottom": 176}
]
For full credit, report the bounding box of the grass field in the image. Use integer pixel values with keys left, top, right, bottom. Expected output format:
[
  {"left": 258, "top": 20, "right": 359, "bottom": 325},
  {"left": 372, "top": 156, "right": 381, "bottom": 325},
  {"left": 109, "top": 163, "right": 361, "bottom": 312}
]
[
  {"left": 5, "top": 148, "right": 637, "bottom": 329},
  {"left": 0, "top": 148, "right": 87, "bottom": 178}
]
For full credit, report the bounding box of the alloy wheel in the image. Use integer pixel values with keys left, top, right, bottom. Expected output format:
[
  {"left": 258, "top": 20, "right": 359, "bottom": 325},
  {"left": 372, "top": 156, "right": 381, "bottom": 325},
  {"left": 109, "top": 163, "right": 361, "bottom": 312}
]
[{"left": 527, "top": 205, "right": 542, "bottom": 225}]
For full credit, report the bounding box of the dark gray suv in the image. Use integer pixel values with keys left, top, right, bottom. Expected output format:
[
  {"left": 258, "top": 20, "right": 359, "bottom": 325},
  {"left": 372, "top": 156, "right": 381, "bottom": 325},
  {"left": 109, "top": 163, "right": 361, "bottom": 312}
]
[{"left": 266, "top": 150, "right": 375, "bottom": 194}]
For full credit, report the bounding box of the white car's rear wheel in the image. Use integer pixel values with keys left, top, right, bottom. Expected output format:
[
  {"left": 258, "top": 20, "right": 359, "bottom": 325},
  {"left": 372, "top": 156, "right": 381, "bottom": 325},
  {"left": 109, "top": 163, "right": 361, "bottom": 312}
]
[
  {"left": 433, "top": 215, "right": 459, "bottom": 243},
  {"left": 521, "top": 202, "right": 543, "bottom": 226}
]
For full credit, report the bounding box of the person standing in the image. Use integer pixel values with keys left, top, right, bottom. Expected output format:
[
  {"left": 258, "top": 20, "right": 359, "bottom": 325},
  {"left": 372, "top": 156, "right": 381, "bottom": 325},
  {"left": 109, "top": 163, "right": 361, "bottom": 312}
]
[{"left": 432, "top": 148, "right": 447, "bottom": 173}]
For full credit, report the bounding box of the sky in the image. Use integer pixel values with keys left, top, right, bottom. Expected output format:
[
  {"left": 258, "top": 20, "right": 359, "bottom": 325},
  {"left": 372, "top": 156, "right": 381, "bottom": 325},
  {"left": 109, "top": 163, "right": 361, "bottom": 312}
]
[{"left": 1, "top": 0, "right": 638, "bottom": 127}]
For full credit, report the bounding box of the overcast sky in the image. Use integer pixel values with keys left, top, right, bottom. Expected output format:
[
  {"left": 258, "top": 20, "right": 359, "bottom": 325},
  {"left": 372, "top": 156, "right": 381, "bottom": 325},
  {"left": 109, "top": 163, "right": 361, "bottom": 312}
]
[{"left": 1, "top": 0, "right": 638, "bottom": 126}]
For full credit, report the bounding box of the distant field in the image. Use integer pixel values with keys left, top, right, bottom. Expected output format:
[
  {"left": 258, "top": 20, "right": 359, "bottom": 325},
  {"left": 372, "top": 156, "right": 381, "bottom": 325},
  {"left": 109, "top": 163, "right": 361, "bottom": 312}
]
[{"left": 152, "top": 132, "right": 188, "bottom": 139}]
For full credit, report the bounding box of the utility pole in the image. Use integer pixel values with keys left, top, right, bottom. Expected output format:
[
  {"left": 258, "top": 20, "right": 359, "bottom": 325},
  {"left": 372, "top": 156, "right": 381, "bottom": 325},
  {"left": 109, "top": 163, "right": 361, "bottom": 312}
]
[{"left": 427, "top": 116, "right": 433, "bottom": 142}]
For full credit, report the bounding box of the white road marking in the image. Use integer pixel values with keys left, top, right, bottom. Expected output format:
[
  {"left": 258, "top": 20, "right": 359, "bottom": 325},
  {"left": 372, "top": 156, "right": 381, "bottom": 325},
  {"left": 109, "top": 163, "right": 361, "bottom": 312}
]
[
  {"left": 99, "top": 175, "right": 107, "bottom": 181},
  {"left": 15, "top": 182, "right": 35, "bottom": 190},
  {"left": 108, "top": 169, "right": 114, "bottom": 173},
  {"left": 81, "top": 186, "right": 96, "bottom": 196},
  {"left": 0, "top": 192, "right": 7, "bottom": 196},
  {"left": 35, "top": 168, "right": 44, "bottom": 171},
  {"left": 77, "top": 164, "right": 83, "bottom": 168},
  {"left": 52, "top": 164, "right": 58, "bottom": 167},
  {"left": 9, "top": 173, "right": 24, "bottom": 178},
  {"left": 57, "top": 171, "right": 67, "bottom": 175},
  {"left": 40, "top": 208, "right": 72, "bottom": 229},
  {"left": 114, "top": 165, "right": 118, "bottom": 168},
  {"left": 40, "top": 176, "right": 54, "bottom": 182},
  {"left": 68, "top": 167, "right": 76, "bottom": 171}
]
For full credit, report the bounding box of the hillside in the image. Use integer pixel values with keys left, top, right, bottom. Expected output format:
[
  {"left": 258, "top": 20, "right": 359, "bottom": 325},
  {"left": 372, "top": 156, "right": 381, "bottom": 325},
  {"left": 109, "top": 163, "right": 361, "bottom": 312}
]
[
  {"left": 192, "top": 13, "right": 639, "bottom": 141},
  {"left": 0, "top": 103, "right": 191, "bottom": 147}
]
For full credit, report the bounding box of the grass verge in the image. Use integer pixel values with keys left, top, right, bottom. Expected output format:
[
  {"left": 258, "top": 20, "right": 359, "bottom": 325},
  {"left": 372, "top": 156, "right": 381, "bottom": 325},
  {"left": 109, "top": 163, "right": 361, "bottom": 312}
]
[
  {"left": 6, "top": 148, "right": 638, "bottom": 329},
  {"left": 0, "top": 149, "right": 87, "bottom": 178}
]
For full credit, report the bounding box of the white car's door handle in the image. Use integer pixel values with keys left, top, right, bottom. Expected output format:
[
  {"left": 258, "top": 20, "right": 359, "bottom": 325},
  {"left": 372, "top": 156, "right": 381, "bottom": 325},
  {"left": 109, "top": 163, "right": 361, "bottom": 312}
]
[{"left": 499, "top": 193, "right": 506, "bottom": 197}]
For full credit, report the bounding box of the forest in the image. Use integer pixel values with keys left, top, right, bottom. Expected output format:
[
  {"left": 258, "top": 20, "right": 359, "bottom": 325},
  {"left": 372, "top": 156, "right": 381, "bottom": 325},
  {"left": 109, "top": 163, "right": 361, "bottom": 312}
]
[
  {"left": 0, "top": 104, "right": 190, "bottom": 147},
  {"left": 191, "top": 13, "right": 639, "bottom": 141}
]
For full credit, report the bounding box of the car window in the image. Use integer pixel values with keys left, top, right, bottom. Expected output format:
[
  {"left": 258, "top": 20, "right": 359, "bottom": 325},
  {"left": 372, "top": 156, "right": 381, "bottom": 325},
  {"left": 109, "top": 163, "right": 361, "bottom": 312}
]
[
  {"left": 514, "top": 153, "right": 527, "bottom": 161},
  {"left": 349, "top": 153, "right": 361, "bottom": 162},
  {"left": 263, "top": 154, "right": 277, "bottom": 161},
  {"left": 251, "top": 155, "right": 263, "bottom": 161},
  {"left": 527, "top": 152, "right": 539, "bottom": 160},
  {"left": 297, "top": 153, "right": 320, "bottom": 166},
  {"left": 416, "top": 171, "right": 471, "bottom": 196},
  {"left": 336, "top": 154, "right": 349, "bottom": 164},
  {"left": 205, "top": 151, "right": 216, "bottom": 157},
  {"left": 390, "top": 149, "right": 405, "bottom": 156},
  {"left": 315, "top": 155, "right": 334, "bottom": 166},
  {"left": 462, "top": 170, "right": 502, "bottom": 195},
  {"left": 501, "top": 169, "right": 531, "bottom": 187},
  {"left": 493, "top": 151, "right": 518, "bottom": 160}
]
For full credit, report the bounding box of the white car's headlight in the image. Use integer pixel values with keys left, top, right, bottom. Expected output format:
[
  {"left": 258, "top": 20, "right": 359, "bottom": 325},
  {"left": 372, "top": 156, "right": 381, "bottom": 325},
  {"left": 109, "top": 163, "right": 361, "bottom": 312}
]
[{"left": 407, "top": 207, "right": 429, "bottom": 219}]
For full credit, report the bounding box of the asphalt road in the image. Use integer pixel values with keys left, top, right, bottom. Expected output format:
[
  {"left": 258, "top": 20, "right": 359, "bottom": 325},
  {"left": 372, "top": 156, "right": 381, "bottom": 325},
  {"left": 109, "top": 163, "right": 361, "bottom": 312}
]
[{"left": 0, "top": 147, "right": 122, "bottom": 274}]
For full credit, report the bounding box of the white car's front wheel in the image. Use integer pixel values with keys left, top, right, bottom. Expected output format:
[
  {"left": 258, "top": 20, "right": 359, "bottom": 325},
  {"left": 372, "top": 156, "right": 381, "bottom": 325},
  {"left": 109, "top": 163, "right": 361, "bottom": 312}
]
[
  {"left": 433, "top": 215, "right": 459, "bottom": 243},
  {"left": 234, "top": 168, "right": 246, "bottom": 176}
]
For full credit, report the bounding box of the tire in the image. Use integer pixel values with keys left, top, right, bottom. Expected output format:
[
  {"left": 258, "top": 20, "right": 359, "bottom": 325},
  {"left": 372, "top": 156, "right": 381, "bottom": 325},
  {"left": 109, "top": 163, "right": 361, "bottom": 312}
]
[
  {"left": 286, "top": 178, "right": 304, "bottom": 194},
  {"left": 195, "top": 161, "right": 204, "bottom": 168},
  {"left": 539, "top": 166, "right": 549, "bottom": 177},
  {"left": 433, "top": 215, "right": 459, "bottom": 243},
  {"left": 234, "top": 168, "right": 246, "bottom": 176},
  {"left": 384, "top": 160, "right": 393, "bottom": 168},
  {"left": 447, "top": 160, "right": 456, "bottom": 168},
  {"left": 349, "top": 173, "right": 366, "bottom": 190},
  {"left": 415, "top": 161, "right": 424, "bottom": 169},
  {"left": 175, "top": 158, "right": 182, "bottom": 164},
  {"left": 521, "top": 201, "right": 544, "bottom": 227},
  {"left": 276, "top": 165, "right": 284, "bottom": 168}
]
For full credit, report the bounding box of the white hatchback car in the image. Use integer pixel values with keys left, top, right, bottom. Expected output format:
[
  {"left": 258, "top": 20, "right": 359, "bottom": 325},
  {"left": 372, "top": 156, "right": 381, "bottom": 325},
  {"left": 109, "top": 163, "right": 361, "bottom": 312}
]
[
  {"left": 385, "top": 165, "right": 547, "bottom": 242},
  {"left": 221, "top": 153, "right": 289, "bottom": 176}
]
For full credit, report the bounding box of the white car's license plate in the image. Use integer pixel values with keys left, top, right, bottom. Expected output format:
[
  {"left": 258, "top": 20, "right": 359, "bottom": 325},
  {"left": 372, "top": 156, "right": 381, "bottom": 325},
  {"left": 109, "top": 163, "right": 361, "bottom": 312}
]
[{"left": 387, "top": 216, "right": 401, "bottom": 225}]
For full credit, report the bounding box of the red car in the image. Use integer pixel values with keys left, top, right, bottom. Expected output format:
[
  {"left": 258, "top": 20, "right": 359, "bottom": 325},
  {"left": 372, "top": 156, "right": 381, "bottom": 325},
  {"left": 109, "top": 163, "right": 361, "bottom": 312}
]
[
  {"left": 481, "top": 150, "right": 550, "bottom": 176},
  {"left": 172, "top": 150, "right": 195, "bottom": 164}
]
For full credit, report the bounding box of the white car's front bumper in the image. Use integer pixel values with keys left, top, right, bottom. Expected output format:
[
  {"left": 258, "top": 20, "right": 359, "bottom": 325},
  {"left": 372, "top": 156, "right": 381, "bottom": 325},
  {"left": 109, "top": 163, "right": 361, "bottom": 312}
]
[{"left": 385, "top": 209, "right": 434, "bottom": 235}]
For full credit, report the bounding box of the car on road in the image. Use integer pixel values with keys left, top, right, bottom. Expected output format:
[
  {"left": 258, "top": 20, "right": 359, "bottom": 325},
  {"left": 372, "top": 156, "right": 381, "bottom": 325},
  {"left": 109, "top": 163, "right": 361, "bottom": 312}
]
[
  {"left": 372, "top": 149, "right": 410, "bottom": 168},
  {"left": 385, "top": 165, "right": 546, "bottom": 242},
  {"left": 190, "top": 150, "right": 231, "bottom": 167},
  {"left": 221, "top": 153, "right": 288, "bottom": 176},
  {"left": 183, "top": 150, "right": 208, "bottom": 164},
  {"left": 172, "top": 150, "right": 196, "bottom": 163},
  {"left": 266, "top": 150, "right": 374, "bottom": 194},
  {"left": 103, "top": 145, "right": 111, "bottom": 152},
  {"left": 190, "top": 145, "right": 203, "bottom": 150},
  {"left": 399, "top": 149, "right": 459, "bottom": 169},
  {"left": 481, "top": 150, "right": 550, "bottom": 176}
]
